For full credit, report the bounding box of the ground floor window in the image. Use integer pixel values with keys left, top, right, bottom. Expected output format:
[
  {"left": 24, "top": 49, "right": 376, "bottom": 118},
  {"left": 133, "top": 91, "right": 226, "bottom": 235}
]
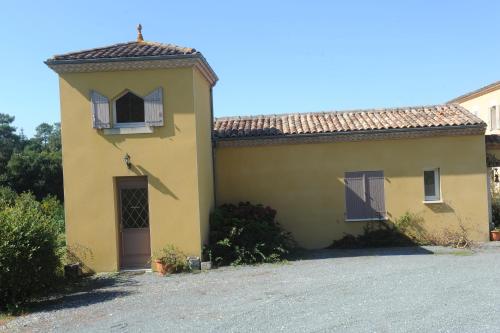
[
  {"left": 344, "top": 170, "right": 386, "bottom": 221},
  {"left": 424, "top": 168, "right": 441, "bottom": 202}
]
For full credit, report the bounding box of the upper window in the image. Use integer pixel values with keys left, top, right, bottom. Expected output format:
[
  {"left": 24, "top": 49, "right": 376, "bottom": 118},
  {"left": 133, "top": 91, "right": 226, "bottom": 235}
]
[
  {"left": 90, "top": 88, "right": 164, "bottom": 132},
  {"left": 344, "top": 170, "right": 386, "bottom": 221},
  {"left": 490, "top": 106, "right": 498, "bottom": 130},
  {"left": 424, "top": 168, "right": 440, "bottom": 202},
  {"left": 115, "top": 92, "right": 145, "bottom": 125}
]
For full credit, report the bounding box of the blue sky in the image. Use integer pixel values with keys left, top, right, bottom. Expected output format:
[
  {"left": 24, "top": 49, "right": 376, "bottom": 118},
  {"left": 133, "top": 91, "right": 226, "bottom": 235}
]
[{"left": 1, "top": 0, "right": 499, "bottom": 136}]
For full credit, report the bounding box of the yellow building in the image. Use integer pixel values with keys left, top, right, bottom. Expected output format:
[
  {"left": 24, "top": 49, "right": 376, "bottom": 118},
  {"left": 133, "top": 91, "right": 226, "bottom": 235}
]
[
  {"left": 449, "top": 81, "right": 500, "bottom": 136},
  {"left": 449, "top": 81, "right": 500, "bottom": 187},
  {"left": 46, "top": 28, "right": 217, "bottom": 272},
  {"left": 47, "top": 29, "right": 491, "bottom": 272}
]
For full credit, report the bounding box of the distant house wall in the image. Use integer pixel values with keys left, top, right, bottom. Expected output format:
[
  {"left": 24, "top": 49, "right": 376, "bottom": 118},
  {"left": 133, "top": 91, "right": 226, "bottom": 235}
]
[
  {"left": 215, "top": 135, "right": 490, "bottom": 248},
  {"left": 59, "top": 67, "right": 210, "bottom": 272},
  {"left": 459, "top": 89, "right": 500, "bottom": 134}
]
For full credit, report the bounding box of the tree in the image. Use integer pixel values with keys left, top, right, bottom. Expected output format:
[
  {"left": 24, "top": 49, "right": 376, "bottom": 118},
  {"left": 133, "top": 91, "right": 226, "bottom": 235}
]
[
  {"left": 6, "top": 147, "right": 63, "bottom": 201},
  {"left": 30, "top": 123, "right": 61, "bottom": 152},
  {"left": 0, "top": 114, "right": 20, "bottom": 176},
  {"left": 0, "top": 115, "right": 63, "bottom": 201}
]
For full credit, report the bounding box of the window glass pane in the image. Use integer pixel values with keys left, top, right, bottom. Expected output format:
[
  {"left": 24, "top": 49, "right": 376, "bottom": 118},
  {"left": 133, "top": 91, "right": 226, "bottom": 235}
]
[
  {"left": 116, "top": 92, "right": 145, "bottom": 123},
  {"left": 491, "top": 106, "right": 497, "bottom": 130},
  {"left": 424, "top": 170, "right": 436, "bottom": 197}
]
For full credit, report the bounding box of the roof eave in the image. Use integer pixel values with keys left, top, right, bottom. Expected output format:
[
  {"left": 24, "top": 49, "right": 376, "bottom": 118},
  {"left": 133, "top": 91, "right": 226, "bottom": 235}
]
[
  {"left": 45, "top": 53, "right": 219, "bottom": 86},
  {"left": 214, "top": 124, "right": 486, "bottom": 147},
  {"left": 448, "top": 82, "right": 500, "bottom": 104}
]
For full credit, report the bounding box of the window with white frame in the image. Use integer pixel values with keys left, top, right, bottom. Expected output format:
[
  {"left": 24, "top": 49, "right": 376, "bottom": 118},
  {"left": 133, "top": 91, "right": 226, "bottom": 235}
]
[
  {"left": 424, "top": 168, "right": 440, "bottom": 202},
  {"left": 89, "top": 88, "right": 164, "bottom": 132},
  {"left": 490, "top": 105, "right": 498, "bottom": 130}
]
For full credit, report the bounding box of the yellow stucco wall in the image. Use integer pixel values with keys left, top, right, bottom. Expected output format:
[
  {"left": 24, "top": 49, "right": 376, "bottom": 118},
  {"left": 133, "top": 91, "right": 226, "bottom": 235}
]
[
  {"left": 215, "top": 135, "right": 490, "bottom": 248},
  {"left": 459, "top": 89, "right": 500, "bottom": 134},
  {"left": 59, "top": 67, "right": 212, "bottom": 272},
  {"left": 193, "top": 69, "right": 215, "bottom": 247}
]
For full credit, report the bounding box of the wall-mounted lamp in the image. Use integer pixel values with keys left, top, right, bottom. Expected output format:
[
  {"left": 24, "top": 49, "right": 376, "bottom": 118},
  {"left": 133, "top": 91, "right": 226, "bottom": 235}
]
[{"left": 124, "top": 153, "right": 131, "bottom": 169}]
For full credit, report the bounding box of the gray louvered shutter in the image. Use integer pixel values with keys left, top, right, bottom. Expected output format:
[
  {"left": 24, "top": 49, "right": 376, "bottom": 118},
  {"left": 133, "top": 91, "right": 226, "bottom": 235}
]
[
  {"left": 144, "top": 87, "right": 164, "bottom": 127},
  {"left": 366, "top": 171, "right": 385, "bottom": 219},
  {"left": 344, "top": 172, "right": 369, "bottom": 220},
  {"left": 90, "top": 91, "right": 111, "bottom": 129}
]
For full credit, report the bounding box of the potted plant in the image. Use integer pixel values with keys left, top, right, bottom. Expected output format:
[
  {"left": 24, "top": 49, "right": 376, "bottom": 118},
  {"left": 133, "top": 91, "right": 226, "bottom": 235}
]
[
  {"left": 201, "top": 246, "right": 213, "bottom": 270},
  {"left": 491, "top": 227, "right": 500, "bottom": 241},
  {"left": 152, "top": 245, "right": 188, "bottom": 275}
]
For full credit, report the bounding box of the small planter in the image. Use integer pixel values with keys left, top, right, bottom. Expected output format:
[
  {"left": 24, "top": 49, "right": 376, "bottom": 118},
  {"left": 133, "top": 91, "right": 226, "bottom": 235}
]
[
  {"left": 491, "top": 230, "right": 500, "bottom": 241},
  {"left": 201, "top": 261, "right": 212, "bottom": 270},
  {"left": 154, "top": 259, "right": 174, "bottom": 275},
  {"left": 187, "top": 256, "right": 201, "bottom": 271}
]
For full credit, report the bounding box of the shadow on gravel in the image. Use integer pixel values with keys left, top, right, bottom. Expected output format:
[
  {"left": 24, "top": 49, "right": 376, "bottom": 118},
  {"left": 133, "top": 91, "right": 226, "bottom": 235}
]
[
  {"left": 290, "top": 246, "right": 434, "bottom": 261},
  {"left": 26, "top": 272, "right": 140, "bottom": 314}
]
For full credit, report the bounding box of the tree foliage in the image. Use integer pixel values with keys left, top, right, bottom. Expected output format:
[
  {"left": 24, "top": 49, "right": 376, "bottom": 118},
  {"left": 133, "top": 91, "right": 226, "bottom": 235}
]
[
  {"left": 0, "top": 114, "right": 63, "bottom": 200},
  {"left": 0, "top": 115, "right": 66, "bottom": 313},
  {"left": 0, "top": 193, "right": 62, "bottom": 312},
  {"left": 0, "top": 114, "right": 20, "bottom": 178}
]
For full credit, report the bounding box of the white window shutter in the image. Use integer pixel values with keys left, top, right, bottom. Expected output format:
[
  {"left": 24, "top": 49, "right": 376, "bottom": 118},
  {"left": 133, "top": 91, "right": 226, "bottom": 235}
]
[
  {"left": 144, "top": 87, "right": 164, "bottom": 127},
  {"left": 90, "top": 91, "right": 111, "bottom": 129}
]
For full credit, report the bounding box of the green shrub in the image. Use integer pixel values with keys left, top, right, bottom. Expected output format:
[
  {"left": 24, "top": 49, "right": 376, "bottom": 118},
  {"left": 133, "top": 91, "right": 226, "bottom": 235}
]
[
  {"left": 0, "top": 193, "right": 62, "bottom": 312},
  {"left": 0, "top": 186, "right": 17, "bottom": 210},
  {"left": 208, "top": 202, "right": 294, "bottom": 266},
  {"left": 41, "top": 195, "right": 65, "bottom": 234},
  {"left": 153, "top": 244, "right": 189, "bottom": 273},
  {"left": 329, "top": 212, "right": 474, "bottom": 249},
  {"left": 329, "top": 220, "right": 417, "bottom": 249}
]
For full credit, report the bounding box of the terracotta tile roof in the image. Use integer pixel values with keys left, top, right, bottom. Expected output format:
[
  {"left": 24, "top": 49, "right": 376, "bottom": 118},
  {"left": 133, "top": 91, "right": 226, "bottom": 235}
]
[
  {"left": 214, "top": 104, "right": 485, "bottom": 140},
  {"left": 46, "top": 41, "right": 199, "bottom": 63},
  {"left": 448, "top": 81, "right": 500, "bottom": 103}
]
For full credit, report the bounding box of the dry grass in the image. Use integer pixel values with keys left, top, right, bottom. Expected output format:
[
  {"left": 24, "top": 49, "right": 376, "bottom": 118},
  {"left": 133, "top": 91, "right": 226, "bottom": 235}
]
[
  {"left": 0, "top": 312, "right": 16, "bottom": 325},
  {"left": 425, "top": 224, "right": 475, "bottom": 249}
]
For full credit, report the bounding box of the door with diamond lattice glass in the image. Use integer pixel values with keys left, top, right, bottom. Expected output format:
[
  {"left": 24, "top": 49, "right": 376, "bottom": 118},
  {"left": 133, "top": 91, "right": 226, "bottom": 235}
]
[{"left": 117, "top": 177, "right": 151, "bottom": 269}]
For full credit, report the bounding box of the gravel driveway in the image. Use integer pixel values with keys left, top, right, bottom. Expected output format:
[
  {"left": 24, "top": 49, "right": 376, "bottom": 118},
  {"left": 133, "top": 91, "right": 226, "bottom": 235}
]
[{"left": 3, "top": 245, "right": 500, "bottom": 333}]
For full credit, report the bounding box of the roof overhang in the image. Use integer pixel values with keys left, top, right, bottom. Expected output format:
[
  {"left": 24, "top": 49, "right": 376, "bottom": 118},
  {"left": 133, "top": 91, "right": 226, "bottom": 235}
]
[
  {"left": 45, "top": 54, "right": 218, "bottom": 86},
  {"left": 448, "top": 81, "right": 500, "bottom": 104},
  {"left": 214, "top": 124, "right": 486, "bottom": 148}
]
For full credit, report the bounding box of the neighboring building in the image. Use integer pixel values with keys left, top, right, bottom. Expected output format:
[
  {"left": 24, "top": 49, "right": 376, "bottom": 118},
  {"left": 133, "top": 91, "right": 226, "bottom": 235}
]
[
  {"left": 449, "top": 81, "right": 500, "bottom": 191},
  {"left": 449, "top": 81, "right": 500, "bottom": 135},
  {"left": 46, "top": 28, "right": 491, "bottom": 272}
]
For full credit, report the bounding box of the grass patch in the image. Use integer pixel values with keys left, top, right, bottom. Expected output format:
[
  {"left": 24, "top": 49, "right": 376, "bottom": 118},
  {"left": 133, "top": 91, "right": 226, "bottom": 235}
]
[{"left": 433, "top": 250, "right": 474, "bottom": 256}]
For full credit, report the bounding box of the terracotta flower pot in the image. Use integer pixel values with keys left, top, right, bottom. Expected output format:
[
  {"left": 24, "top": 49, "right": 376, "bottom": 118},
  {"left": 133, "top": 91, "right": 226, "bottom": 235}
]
[
  {"left": 154, "top": 260, "right": 175, "bottom": 275},
  {"left": 491, "top": 230, "right": 500, "bottom": 241}
]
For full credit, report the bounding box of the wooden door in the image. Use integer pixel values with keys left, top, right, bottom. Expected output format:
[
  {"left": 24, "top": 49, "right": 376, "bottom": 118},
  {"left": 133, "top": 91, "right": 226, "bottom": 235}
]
[{"left": 117, "top": 177, "right": 151, "bottom": 269}]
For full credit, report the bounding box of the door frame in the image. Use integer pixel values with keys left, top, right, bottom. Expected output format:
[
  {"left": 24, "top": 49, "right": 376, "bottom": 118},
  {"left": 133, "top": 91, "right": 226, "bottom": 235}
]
[{"left": 115, "top": 176, "right": 151, "bottom": 270}]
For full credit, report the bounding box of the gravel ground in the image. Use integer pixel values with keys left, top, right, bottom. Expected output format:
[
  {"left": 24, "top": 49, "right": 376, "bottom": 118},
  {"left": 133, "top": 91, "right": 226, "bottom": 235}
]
[{"left": 3, "top": 245, "right": 500, "bottom": 333}]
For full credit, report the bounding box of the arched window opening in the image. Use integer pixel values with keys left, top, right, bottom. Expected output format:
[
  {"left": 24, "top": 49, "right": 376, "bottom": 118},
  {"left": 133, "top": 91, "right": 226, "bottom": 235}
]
[{"left": 115, "top": 92, "right": 145, "bottom": 124}]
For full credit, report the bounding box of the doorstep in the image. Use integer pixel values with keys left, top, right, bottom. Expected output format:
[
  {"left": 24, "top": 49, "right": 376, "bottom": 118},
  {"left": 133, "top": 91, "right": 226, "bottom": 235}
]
[{"left": 119, "top": 268, "right": 153, "bottom": 273}]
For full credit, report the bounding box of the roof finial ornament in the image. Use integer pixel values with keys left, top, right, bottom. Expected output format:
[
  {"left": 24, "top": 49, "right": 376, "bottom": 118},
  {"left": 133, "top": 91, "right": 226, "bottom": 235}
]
[{"left": 137, "top": 24, "right": 144, "bottom": 42}]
